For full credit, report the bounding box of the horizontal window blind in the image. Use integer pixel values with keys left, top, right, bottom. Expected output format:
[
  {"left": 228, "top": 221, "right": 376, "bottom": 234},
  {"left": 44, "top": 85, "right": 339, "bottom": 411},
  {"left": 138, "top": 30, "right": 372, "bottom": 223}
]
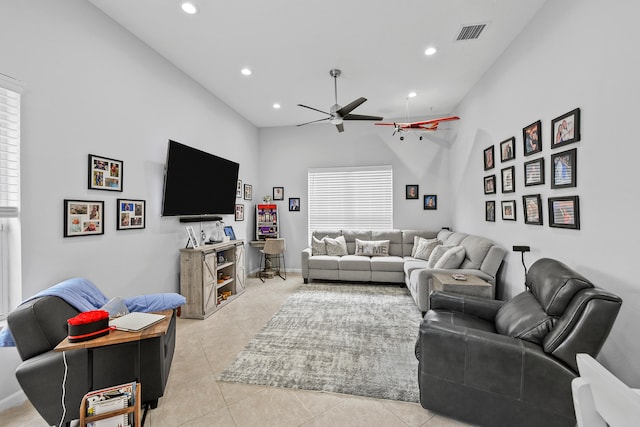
[
  {"left": 0, "top": 86, "right": 20, "bottom": 218},
  {"left": 308, "top": 165, "right": 393, "bottom": 242}
]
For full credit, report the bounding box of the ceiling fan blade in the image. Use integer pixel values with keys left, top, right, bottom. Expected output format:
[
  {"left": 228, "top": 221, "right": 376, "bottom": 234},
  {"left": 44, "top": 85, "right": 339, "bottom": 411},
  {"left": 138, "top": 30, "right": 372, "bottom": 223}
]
[
  {"left": 297, "top": 104, "right": 331, "bottom": 116},
  {"left": 335, "top": 123, "right": 345, "bottom": 133},
  {"left": 296, "top": 117, "right": 331, "bottom": 127},
  {"left": 336, "top": 97, "right": 367, "bottom": 116},
  {"left": 343, "top": 113, "right": 384, "bottom": 121}
]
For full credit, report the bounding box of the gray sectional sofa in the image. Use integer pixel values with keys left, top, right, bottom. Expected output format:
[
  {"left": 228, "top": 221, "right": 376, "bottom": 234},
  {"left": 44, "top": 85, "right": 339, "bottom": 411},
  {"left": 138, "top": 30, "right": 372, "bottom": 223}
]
[{"left": 301, "top": 229, "right": 507, "bottom": 312}]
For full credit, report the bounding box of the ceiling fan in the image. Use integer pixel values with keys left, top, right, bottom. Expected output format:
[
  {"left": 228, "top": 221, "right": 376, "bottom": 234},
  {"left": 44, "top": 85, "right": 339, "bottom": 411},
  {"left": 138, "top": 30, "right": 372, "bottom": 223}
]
[{"left": 297, "top": 69, "right": 383, "bottom": 133}]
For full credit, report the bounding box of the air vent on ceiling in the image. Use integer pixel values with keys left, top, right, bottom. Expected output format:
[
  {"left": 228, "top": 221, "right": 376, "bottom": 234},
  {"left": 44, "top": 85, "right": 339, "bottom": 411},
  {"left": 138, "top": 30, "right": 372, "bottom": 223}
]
[{"left": 456, "top": 23, "right": 487, "bottom": 41}]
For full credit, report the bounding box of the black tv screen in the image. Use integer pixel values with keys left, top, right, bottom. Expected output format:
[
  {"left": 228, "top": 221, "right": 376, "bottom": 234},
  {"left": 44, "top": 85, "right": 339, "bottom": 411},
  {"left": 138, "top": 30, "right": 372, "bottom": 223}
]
[{"left": 161, "top": 140, "right": 239, "bottom": 217}]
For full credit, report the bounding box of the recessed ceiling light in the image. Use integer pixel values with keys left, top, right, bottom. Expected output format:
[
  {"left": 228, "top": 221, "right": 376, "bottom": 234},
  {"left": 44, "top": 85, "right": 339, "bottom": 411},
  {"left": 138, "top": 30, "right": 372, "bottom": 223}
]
[
  {"left": 273, "top": 103, "right": 281, "bottom": 109},
  {"left": 181, "top": 2, "right": 198, "bottom": 15},
  {"left": 424, "top": 47, "right": 437, "bottom": 56},
  {"left": 408, "top": 92, "right": 417, "bottom": 98},
  {"left": 241, "top": 68, "right": 252, "bottom": 76}
]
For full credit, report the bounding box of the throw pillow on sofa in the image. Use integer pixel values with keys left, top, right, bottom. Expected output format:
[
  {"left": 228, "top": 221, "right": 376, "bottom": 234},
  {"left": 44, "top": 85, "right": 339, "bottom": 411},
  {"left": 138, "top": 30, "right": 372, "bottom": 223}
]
[
  {"left": 434, "top": 246, "right": 466, "bottom": 269},
  {"left": 355, "top": 239, "right": 390, "bottom": 257},
  {"left": 325, "top": 235, "right": 348, "bottom": 256},
  {"left": 413, "top": 237, "right": 440, "bottom": 261},
  {"left": 312, "top": 236, "right": 328, "bottom": 255},
  {"left": 427, "top": 245, "right": 453, "bottom": 268},
  {"left": 427, "top": 245, "right": 465, "bottom": 269}
]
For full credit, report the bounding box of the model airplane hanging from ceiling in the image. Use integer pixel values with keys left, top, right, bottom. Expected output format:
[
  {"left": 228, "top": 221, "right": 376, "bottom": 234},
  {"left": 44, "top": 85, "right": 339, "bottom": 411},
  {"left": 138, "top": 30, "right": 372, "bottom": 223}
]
[{"left": 375, "top": 116, "right": 460, "bottom": 140}]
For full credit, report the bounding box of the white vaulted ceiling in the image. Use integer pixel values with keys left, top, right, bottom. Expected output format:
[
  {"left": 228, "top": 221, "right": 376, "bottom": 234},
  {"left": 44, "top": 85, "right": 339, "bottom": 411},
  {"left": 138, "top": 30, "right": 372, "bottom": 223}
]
[{"left": 88, "top": 0, "right": 547, "bottom": 128}]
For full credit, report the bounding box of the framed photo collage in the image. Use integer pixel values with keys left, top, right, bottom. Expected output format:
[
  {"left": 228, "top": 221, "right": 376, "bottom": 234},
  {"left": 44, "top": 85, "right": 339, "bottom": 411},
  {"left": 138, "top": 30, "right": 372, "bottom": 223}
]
[{"left": 483, "top": 107, "right": 581, "bottom": 229}]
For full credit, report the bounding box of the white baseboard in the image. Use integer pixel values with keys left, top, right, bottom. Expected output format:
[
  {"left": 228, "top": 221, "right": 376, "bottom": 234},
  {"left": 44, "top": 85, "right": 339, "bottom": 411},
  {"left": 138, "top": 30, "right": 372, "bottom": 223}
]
[{"left": 0, "top": 389, "right": 26, "bottom": 412}]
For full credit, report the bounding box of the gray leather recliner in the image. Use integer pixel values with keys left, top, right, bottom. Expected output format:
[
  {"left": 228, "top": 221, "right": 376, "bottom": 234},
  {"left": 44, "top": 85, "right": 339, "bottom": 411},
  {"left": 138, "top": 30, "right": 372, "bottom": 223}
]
[
  {"left": 415, "top": 258, "right": 622, "bottom": 427},
  {"left": 8, "top": 295, "right": 176, "bottom": 426}
]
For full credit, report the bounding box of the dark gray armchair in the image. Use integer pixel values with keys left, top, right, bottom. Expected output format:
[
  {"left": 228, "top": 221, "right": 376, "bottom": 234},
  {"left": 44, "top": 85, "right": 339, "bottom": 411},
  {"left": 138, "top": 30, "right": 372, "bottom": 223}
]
[
  {"left": 415, "top": 258, "right": 622, "bottom": 427},
  {"left": 8, "top": 295, "right": 176, "bottom": 426}
]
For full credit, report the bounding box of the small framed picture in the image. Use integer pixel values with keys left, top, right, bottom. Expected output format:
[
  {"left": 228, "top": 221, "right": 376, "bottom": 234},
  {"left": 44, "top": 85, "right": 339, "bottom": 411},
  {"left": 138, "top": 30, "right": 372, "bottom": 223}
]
[
  {"left": 423, "top": 195, "right": 437, "bottom": 210},
  {"left": 116, "top": 199, "right": 145, "bottom": 230},
  {"left": 549, "top": 196, "right": 580, "bottom": 229},
  {"left": 406, "top": 185, "right": 419, "bottom": 199},
  {"left": 501, "top": 166, "right": 515, "bottom": 193},
  {"left": 64, "top": 200, "right": 104, "bottom": 237},
  {"left": 483, "top": 146, "right": 495, "bottom": 170},
  {"left": 88, "top": 154, "right": 123, "bottom": 191},
  {"left": 185, "top": 226, "right": 199, "bottom": 248},
  {"left": 523, "top": 120, "right": 542, "bottom": 156},
  {"left": 523, "top": 194, "right": 543, "bottom": 225},
  {"left": 485, "top": 200, "right": 496, "bottom": 222},
  {"left": 524, "top": 157, "right": 545, "bottom": 186},
  {"left": 235, "top": 204, "right": 244, "bottom": 221},
  {"left": 484, "top": 175, "right": 496, "bottom": 195},
  {"left": 236, "top": 180, "right": 242, "bottom": 198},
  {"left": 289, "top": 197, "right": 300, "bottom": 211},
  {"left": 552, "top": 108, "right": 581, "bottom": 148},
  {"left": 244, "top": 184, "right": 252, "bottom": 200},
  {"left": 501, "top": 200, "right": 516, "bottom": 221},
  {"left": 273, "top": 186, "right": 284, "bottom": 200},
  {"left": 500, "top": 137, "right": 515, "bottom": 162},
  {"left": 223, "top": 226, "right": 236, "bottom": 240},
  {"left": 551, "top": 148, "right": 577, "bottom": 189}
]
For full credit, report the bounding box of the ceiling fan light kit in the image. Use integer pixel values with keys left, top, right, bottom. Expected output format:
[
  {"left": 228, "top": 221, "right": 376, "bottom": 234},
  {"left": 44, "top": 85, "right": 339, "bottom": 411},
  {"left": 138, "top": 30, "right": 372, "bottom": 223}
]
[{"left": 297, "top": 69, "right": 383, "bottom": 133}]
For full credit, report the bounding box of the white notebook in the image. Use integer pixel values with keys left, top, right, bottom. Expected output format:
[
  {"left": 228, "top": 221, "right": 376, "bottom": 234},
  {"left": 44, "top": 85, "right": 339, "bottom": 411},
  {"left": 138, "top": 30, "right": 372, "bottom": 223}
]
[{"left": 109, "top": 312, "right": 166, "bottom": 332}]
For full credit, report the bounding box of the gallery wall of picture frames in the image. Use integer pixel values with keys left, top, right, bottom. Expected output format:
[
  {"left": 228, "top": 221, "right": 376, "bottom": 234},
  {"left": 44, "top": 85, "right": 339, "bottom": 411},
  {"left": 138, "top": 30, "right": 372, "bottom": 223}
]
[
  {"left": 483, "top": 107, "right": 581, "bottom": 230},
  {"left": 65, "top": 154, "right": 150, "bottom": 237}
]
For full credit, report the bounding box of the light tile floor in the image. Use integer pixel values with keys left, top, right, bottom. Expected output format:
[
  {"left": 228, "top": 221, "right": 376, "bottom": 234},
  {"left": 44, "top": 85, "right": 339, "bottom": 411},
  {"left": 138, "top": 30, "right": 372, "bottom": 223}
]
[{"left": 0, "top": 274, "right": 471, "bottom": 427}]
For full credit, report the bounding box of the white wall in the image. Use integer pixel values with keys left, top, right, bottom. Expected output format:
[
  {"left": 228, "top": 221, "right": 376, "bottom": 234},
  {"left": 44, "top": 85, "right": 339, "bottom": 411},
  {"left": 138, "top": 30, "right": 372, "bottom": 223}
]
[
  {"left": 0, "top": 0, "right": 259, "bottom": 406},
  {"left": 450, "top": 0, "right": 640, "bottom": 384},
  {"left": 2, "top": 0, "right": 639, "bottom": 412},
  {"left": 257, "top": 120, "right": 458, "bottom": 269}
]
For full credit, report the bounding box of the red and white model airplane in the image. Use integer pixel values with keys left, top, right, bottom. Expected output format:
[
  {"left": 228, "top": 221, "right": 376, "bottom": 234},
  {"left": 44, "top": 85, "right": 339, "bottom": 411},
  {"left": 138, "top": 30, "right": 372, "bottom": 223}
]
[{"left": 375, "top": 116, "right": 460, "bottom": 140}]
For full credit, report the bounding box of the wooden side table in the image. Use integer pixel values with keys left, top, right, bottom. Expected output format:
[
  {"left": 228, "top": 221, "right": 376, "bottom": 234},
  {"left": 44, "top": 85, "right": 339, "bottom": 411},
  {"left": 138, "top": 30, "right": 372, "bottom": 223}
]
[{"left": 432, "top": 273, "right": 493, "bottom": 299}]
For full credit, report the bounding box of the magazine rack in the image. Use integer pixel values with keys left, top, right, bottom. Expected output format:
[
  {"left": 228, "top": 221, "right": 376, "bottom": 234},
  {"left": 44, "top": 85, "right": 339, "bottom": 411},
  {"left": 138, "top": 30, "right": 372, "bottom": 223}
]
[{"left": 79, "top": 383, "right": 141, "bottom": 426}]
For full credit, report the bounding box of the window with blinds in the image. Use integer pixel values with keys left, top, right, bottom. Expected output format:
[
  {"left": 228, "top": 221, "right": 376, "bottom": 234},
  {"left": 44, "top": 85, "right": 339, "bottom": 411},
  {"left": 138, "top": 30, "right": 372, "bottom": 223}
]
[
  {"left": 0, "top": 86, "right": 20, "bottom": 218},
  {"left": 0, "top": 82, "right": 20, "bottom": 319},
  {"left": 307, "top": 165, "right": 393, "bottom": 242}
]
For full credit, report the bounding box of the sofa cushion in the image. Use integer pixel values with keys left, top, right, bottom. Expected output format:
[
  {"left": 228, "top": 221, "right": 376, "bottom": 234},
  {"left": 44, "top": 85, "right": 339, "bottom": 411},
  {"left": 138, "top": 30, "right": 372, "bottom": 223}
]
[
  {"left": 459, "top": 235, "right": 494, "bottom": 270},
  {"left": 312, "top": 230, "right": 341, "bottom": 240},
  {"left": 308, "top": 255, "right": 340, "bottom": 270},
  {"left": 371, "top": 256, "right": 405, "bottom": 272},
  {"left": 339, "top": 255, "right": 372, "bottom": 271},
  {"left": 441, "top": 232, "right": 468, "bottom": 246},
  {"left": 325, "top": 235, "right": 348, "bottom": 256},
  {"left": 311, "top": 236, "right": 328, "bottom": 255},
  {"left": 354, "top": 239, "right": 390, "bottom": 257},
  {"left": 413, "top": 237, "right": 440, "bottom": 261},
  {"left": 437, "top": 229, "right": 454, "bottom": 243},
  {"left": 403, "top": 257, "right": 429, "bottom": 277},
  {"left": 527, "top": 258, "right": 594, "bottom": 316},
  {"left": 495, "top": 292, "right": 555, "bottom": 345}
]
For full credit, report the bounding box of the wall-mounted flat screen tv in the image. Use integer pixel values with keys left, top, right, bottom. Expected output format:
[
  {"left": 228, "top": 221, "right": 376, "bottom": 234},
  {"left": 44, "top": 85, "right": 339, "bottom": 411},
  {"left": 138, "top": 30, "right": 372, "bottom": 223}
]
[{"left": 161, "top": 140, "right": 239, "bottom": 217}]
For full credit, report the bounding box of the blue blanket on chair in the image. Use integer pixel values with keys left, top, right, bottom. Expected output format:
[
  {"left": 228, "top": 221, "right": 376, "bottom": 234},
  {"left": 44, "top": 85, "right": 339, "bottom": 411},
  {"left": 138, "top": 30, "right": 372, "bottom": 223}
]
[{"left": 0, "top": 277, "right": 185, "bottom": 347}]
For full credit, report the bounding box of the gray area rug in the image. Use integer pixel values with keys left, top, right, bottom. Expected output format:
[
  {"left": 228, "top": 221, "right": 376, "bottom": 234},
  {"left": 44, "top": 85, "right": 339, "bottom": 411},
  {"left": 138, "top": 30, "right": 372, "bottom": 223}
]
[{"left": 218, "top": 283, "right": 423, "bottom": 402}]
